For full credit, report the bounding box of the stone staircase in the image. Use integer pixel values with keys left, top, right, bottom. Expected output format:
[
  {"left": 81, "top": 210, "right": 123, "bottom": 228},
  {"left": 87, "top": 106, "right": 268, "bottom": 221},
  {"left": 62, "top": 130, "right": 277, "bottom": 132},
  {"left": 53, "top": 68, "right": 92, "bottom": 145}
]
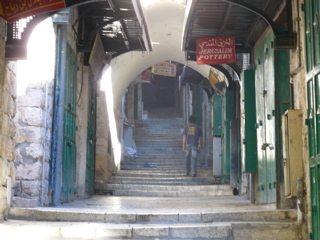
[
  {"left": 6, "top": 206, "right": 300, "bottom": 240},
  {"left": 3, "top": 108, "right": 302, "bottom": 239},
  {"left": 101, "top": 107, "right": 228, "bottom": 197}
]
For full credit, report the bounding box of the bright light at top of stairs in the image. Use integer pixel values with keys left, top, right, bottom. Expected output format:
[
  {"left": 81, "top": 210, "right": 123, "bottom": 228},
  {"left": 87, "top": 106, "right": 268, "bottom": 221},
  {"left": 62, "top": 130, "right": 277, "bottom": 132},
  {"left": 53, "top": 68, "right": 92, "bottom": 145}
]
[{"left": 140, "top": 0, "right": 187, "bottom": 7}]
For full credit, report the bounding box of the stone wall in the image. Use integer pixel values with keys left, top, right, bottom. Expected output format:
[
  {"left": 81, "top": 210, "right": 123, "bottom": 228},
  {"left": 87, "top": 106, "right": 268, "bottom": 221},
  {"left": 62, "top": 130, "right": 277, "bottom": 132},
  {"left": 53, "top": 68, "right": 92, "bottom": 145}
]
[
  {"left": 0, "top": 19, "right": 17, "bottom": 220},
  {"left": 13, "top": 82, "right": 53, "bottom": 207},
  {"left": 75, "top": 62, "right": 89, "bottom": 197},
  {"left": 95, "top": 90, "right": 115, "bottom": 190},
  {"left": 290, "top": 1, "right": 309, "bottom": 238}
]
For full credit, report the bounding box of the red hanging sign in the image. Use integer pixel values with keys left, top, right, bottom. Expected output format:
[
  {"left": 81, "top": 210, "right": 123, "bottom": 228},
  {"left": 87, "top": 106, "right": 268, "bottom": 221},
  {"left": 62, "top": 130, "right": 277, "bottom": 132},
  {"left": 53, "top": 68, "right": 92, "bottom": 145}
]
[
  {"left": 196, "top": 36, "right": 236, "bottom": 65},
  {"left": 0, "top": 0, "right": 66, "bottom": 23}
]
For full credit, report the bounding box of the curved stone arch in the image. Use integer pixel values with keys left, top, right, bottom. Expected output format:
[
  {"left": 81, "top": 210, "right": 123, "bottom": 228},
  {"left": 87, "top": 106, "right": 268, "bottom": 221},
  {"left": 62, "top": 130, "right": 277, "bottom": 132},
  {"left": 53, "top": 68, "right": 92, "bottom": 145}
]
[{"left": 6, "top": 13, "right": 52, "bottom": 60}]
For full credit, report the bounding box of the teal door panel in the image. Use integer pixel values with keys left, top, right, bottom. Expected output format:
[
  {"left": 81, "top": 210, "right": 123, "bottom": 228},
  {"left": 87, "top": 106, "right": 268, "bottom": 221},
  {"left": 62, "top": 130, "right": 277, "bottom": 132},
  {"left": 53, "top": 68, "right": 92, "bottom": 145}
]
[
  {"left": 313, "top": 0, "right": 320, "bottom": 67},
  {"left": 61, "top": 44, "right": 77, "bottom": 203},
  {"left": 308, "top": 79, "right": 316, "bottom": 158},
  {"left": 264, "top": 39, "right": 276, "bottom": 203},
  {"left": 213, "top": 95, "right": 222, "bottom": 137},
  {"left": 230, "top": 119, "right": 240, "bottom": 189},
  {"left": 255, "top": 31, "right": 276, "bottom": 204},
  {"left": 306, "top": 0, "right": 313, "bottom": 72},
  {"left": 310, "top": 165, "right": 320, "bottom": 240},
  {"left": 85, "top": 75, "right": 97, "bottom": 195},
  {"left": 275, "top": 49, "right": 291, "bottom": 183},
  {"left": 305, "top": 1, "right": 320, "bottom": 238},
  {"left": 315, "top": 75, "right": 320, "bottom": 155},
  {"left": 255, "top": 53, "right": 267, "bottom": 203},
  {"left": 242, "top": 70, "right": 258, "bottom": 173},
  {"left": 221, "top": 88, "right": 233, "bottom": 184}
]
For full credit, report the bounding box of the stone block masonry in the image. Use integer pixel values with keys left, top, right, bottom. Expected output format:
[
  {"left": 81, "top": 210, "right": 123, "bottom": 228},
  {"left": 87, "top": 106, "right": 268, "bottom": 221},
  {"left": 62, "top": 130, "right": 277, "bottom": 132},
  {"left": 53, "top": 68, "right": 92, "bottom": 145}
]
[
  {"left": 13, "top": 82, "right": 53, "bottom": 208},
  {"left": 0, "top": 19, "right": 17, "bottom": 220}
]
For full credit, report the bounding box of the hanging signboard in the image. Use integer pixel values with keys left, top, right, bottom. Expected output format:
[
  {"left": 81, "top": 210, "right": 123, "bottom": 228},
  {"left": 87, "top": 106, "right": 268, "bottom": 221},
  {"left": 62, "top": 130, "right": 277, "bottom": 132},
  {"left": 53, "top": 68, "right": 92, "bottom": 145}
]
[
  {"left": 196, "top": 36, "right": 236, "bottom": 65},
  {"left": 209, "top": 68, "right": 219, "bottom": 88},
  {"left": 89, "top": 34, "right": 105, "bottom": 80},
  {"left": 141, "top": 69, "right": 152, "bottom": 82},
  {"left": 152, "top": 62, "right": 176, "bottom": 77},
  {"left": 0, "top": 0, "right": 66, "bottom": 23}
]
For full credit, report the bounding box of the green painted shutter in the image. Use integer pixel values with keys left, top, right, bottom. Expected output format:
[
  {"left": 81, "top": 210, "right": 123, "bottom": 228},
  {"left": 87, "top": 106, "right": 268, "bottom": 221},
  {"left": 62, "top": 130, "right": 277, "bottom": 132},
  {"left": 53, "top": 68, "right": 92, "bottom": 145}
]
[
  {"left": 221, "top": 88, "right": 233, "bottom": 184},
  {"left": 61, "top": 44, "right": 78, "bottom": 203},
  {"left": 213, "top": 95, "right": 222, "bottom": 136},
  {"left": 254, "top": 31, "right": 276, "bottom": 204},
  {"left": 305, "top": 1, "right": 320, "bottom": 238},
  {"left": 242, "top": 70, "right": 258, "bottom": 173}
]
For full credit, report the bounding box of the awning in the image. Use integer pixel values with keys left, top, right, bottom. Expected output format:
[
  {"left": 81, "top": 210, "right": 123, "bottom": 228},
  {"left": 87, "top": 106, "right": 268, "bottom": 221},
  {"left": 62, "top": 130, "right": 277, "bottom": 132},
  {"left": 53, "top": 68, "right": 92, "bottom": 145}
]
[{"left": 0, "top": 0, "right": 66, "bottom": 22}]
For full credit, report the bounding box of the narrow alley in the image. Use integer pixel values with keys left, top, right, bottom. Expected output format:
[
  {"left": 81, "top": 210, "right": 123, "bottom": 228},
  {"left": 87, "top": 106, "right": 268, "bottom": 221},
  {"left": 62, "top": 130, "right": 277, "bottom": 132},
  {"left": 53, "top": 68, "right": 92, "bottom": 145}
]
[
  {"left": 3, "top": 107, "right": 299, "bottom": 239},
  {"left": 0, "top": 0, "right": 317, "bottom": 239}
]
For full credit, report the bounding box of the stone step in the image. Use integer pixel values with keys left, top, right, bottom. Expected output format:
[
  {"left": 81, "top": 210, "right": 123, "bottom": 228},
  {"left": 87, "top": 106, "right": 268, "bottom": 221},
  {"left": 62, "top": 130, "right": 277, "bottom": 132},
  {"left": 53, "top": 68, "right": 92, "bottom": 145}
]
[
  {"left": 123, "top": 157, "right": 185, "bottom": 160},
  {"left": 134, "top": 132, "right": 182, "bottom": 135},
  {"left": 1, "top": 220, "right": 300, "bottom": 240},
  {"left": 109, "top": 180, "right": 212, "bottom": 186},
  {"left": 109, "top": 179, "right": 216, "bottom": 185},
  {"left": 122, "top": 159, "right": 185, "bottom": 163},
  {"left": 120, "top": 163, "right": 185, "bottom": 168},
  {"left": 9, "top": 208, "right": 297, "bottom": 223},
  {"left": 114, "top": 172, "right": 188, "bottom": 177},
  {"left": 135, "top": 146, "right": 183, "bottom": 149},
  {"left": 134, "top": 135, "right": 182, "bottom": 139},
  {"left": 125, "top": 154, "right": 185, "bottom": 157},
  {"left": 115, "top": 169, "right": 213, "bottom": 174},
  {"left": 120, "top": 165, "right": 185, "bottom": 169},
  {"left": 135, "top": 142, "right": 181, "bottom": 144},
  {"left": 134, "top": 152, "right": 184, "bottom": 156},
  {"left": 110, "top": 176, "right": 215, "bottom": 184},
  {"left": 104, "top": 184, "right": 230, "bottom": 192},
  {"left": 124, "top": 155, "right": 185, "bottom": 159},
  {"left": 134, "top": 136, "right": 182, "bottom": 140},
  {"left": 103, "top": 188, "right": 232, "bottom": 197},
  {"left": 120, "top": 163, "right": 184, "bottom": 167},
  {"left": 120, "top": 166, "right": 185, "bottom": 171}
]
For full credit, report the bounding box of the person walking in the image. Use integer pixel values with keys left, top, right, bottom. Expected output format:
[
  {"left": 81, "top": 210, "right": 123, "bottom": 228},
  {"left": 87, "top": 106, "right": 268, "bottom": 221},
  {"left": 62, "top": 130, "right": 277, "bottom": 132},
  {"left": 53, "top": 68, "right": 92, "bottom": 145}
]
[{"left": 182, "top": 115, "right": 202, "bottom": 177}]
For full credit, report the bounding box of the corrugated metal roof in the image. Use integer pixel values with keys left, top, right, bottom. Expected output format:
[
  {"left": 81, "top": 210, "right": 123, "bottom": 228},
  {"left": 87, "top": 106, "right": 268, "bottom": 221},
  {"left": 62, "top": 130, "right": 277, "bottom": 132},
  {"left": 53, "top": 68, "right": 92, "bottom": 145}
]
[
  {"left": 184, "top": 0, "right": 284, "bottom": 52},
  {"left": 76, "top": 0, "right": 148, "bottom": 58}
]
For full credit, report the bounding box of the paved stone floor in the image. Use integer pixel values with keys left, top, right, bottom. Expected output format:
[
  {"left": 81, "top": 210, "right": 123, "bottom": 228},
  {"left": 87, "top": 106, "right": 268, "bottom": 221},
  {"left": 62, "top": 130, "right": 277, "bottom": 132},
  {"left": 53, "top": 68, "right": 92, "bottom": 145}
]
[{"left": 56, "top": 194, "right": 275, "bottom": 214}]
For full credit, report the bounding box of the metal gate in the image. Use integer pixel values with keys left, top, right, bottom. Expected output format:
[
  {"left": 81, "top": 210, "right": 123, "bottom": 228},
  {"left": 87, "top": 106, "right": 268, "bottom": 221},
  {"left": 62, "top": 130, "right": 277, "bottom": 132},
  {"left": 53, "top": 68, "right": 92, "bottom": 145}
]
[
  {"left": 61, "top": 44, "right": 78, "bottom": 203},
  {"left": 305, "top": 0, "right": 320, "bottom": 238},
  {"left": 254, "top": 31, "right": 276, "bottom": 204},
  {"left": 85, "top": 75, "right": 97, "bottom": 195}
]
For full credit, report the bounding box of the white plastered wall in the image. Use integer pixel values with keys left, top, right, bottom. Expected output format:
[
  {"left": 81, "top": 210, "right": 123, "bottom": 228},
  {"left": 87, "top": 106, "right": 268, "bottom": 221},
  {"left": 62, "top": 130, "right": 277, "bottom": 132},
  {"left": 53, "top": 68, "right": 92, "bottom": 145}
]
[{"left": 101, "top": 0, "right": 227, "bottom": 166}]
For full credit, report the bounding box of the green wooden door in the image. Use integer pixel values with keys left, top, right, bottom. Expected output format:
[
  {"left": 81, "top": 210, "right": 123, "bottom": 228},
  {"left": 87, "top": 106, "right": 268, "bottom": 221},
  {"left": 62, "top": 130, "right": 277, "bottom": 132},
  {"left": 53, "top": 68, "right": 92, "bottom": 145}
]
[
  {"left": 305, "top": 0, "right": 320, "bottom": 238},
  {"left": 221, "top": 88, "right": 233, "bottom": 184},
  {"left": 85, "top": 75, "right": 97, "bottom": 195},
  {"left": 242, "top": 70, "right": 258, "bottom": 173},
  {"left": 61, "top": 44, "right": 78, "bottom": 203},
  {"left": 255, "top": 31, "right": 277, "bottom": 204}
]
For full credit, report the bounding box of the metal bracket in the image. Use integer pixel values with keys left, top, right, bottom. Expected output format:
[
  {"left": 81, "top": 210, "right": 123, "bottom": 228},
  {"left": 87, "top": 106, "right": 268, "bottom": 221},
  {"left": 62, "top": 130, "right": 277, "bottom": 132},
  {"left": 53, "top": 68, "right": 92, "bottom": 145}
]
[{"left": 52, "top": 9, "right": 70, "bottom": 24}]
